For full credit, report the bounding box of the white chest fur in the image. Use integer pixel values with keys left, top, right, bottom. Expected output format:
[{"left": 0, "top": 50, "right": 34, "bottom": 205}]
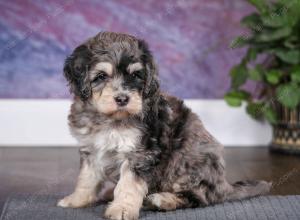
[
  {"left": 92, "top": 126, "right": 141, "bottom": 180},
  {"left": 91, "top": 126, "right": 141, "bottom": 153},
  {"left": 75, "top": 125, "right": 141, "bottom": 179}
]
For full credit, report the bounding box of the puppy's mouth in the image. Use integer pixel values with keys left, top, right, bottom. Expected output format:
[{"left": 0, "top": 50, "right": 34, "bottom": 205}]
[{"left": 109, "top": 107, "right": 131, "bottom": 119}]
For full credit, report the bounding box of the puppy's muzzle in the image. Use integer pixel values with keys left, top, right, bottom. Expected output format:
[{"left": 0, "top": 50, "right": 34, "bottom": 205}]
[{"left": 114, "top": 94, "right": 130, "bottom": 107}]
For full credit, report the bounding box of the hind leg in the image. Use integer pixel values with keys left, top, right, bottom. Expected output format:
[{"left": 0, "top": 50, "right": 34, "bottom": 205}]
[{"left": 145, "top": 192, "right": 187, "bottom": 211}]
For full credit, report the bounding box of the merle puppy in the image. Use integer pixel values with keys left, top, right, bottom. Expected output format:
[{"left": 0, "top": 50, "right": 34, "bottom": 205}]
[{"left": 57, "top": 32, "right": 271, "bottom": 220}]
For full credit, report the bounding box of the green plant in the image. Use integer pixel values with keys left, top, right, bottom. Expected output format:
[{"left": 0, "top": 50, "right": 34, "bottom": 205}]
[{"left": 225, "top": 0, "right": 300, "bottom": 124}]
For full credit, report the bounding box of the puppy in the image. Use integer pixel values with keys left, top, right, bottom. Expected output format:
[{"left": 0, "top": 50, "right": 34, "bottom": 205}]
[{"left": 57, "top": 32, "right": 271, "bottom": 220}]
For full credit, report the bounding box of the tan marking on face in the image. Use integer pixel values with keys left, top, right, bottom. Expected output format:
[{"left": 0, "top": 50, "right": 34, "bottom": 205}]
[
  {"left": 90, "top": 62, "right": 113, "bottom": 78},
  {"left": 93, "top": 83, "right": 118, "bottom": 115},
  {"left": 104, "top": 160, "right": 147, "bottom": 220},
  {"left": 125, "top": 91, "right": 142, "bottom": 115},
  {"left": 127, "top": 62, "right": 143, "bottom": 74},
  {"left": 92, "top": 81, "right": 142, "bottom": 118}
]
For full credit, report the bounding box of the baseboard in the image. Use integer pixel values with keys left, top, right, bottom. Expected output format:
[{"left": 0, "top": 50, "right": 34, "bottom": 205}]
[{"left": 0, "top": 99, "right": 272, "bottom": 147}]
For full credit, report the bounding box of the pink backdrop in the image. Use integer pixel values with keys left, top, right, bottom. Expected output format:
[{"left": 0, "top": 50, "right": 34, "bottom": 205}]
[{"left": 0, "top": 0, "right": 252, "bottom": 99}]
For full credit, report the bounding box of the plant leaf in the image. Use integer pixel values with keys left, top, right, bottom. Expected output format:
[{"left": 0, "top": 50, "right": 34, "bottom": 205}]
[
  {"left": 263, "top": 105, "right": 278, "bottom": 124},
  {"left": 291, "top": 66, "right": 300, "bottom": 83},
  {"left": 260, "top": 2, "right": 292, "bottom": 28},
  {"left": 284, "top": 36, "right": 300, "bottom": 49},
  {"left": 255, "top": 26, "right": 292, "bottom": 42},
  {"left": 248, "top": 65, "right": 264, "bottom": 81},
  {"left": 276, "top": 83, "right": 300, "bottom": 109},
  {"left": 247, "top": 0, "right": 269, "bottom": 14},
  {"left": 230, "top": 36, "right": 249, "bottom": 49},
  {"left": 273, "top": 49, "right": 300, "bottom": 64},
  {"left": 246, "top": 102, "right": 264, "bottom": 119},
  {"left": 246, "top": 48, "right": 258, "bottom": 61},
  {"left": 246, "top": 102, "right": 278, "bottom": 124},
  {"left": 261, "top": 15, "right": 287, "bottom": 28},
  {"left": 230, "top": 64, "right": 248, "bottom": 89},
  {"left": 241, "top": 13, "right": 262, "bottom": 30},
  {"left": 282, "top": 0, "right": 300, "bottom": 26},
  {"left": 266, "top": 70, "right": 282, "bottom": 85},
  {"left": 224, "top": 90, "right": 250, "bottom": 107}
]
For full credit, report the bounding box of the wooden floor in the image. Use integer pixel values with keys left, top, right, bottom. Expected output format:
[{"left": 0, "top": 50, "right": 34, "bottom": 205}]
[{"left": 0, "top": 147, "right": 299, "bottom": 214}]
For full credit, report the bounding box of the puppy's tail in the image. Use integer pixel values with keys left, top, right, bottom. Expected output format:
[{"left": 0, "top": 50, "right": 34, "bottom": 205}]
[{"left": 225, "top": 180, "right": 272, "bottom": 201}]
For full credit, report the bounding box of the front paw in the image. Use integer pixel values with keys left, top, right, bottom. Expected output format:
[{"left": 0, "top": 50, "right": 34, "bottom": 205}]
[
  {"left": 57, "top": 193, "right": 96, "bottom": 208},
  {"left": 104, "top": 202, "right": 139, "bottom": 220}
]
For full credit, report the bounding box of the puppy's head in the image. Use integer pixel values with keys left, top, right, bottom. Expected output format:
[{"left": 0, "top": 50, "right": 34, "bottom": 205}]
[{"left": 64, "top": 32, "right": 159, "bottom": 119}]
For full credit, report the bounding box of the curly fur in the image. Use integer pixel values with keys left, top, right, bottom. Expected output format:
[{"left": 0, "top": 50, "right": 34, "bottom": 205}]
[{"left": 57, "top": 32, "right": 271, "bottom": 220}]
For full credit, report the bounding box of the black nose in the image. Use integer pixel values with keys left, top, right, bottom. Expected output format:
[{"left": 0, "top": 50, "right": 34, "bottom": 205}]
[{"left": 114, "top": 94, "right": 129, "bottom": 106}]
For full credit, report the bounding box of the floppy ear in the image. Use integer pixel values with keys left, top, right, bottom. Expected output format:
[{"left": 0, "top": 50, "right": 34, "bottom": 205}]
[
  {"left": 63, "top": 45, "right": 92, "bottom": 100},
  {"left": 138, "top": 40, "right": 159, "bottom": 99}
]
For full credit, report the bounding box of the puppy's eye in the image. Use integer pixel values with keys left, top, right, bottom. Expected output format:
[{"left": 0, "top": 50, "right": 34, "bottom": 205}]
[
  {"left": 131, "top": 70, "right": 143, "bottom": 79},
  {"left": 92, "top": 71, "right": 108, "bottom": 83}
]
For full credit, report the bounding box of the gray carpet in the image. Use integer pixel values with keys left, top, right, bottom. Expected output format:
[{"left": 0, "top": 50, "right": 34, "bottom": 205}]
[{"left": 1, "top": 195, "right": 300, "bottom": 220}]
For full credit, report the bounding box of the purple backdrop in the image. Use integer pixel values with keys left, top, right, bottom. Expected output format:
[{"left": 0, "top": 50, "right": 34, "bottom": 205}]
[{"left": 0, "top": 0, "right": 252, "bottom": 99}]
